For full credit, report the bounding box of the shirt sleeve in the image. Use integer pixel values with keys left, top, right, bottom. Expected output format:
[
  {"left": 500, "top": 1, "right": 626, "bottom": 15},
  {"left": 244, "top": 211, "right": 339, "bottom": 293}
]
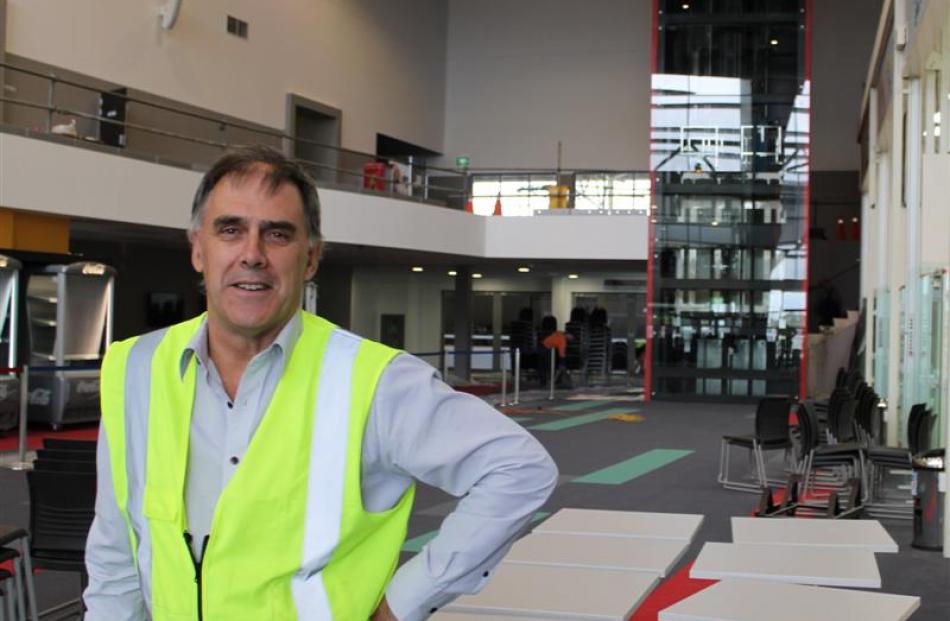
[
  {"left": 83, "top": 425, "right": 148, "bottom": 621},
  {"left": 367, "top": 354, "right": 559, "bottom": 621}
]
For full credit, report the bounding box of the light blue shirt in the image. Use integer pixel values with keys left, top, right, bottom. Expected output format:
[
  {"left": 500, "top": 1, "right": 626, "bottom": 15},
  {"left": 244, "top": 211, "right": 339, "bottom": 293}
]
[{"left": 84, "top": 312, "right": 558, "bottom": 621}]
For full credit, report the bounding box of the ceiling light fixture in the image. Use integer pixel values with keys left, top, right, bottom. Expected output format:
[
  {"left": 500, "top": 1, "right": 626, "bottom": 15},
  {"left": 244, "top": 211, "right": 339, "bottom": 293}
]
[
  {"left": 568, "top": 274, "right": 579, "bottom": 279},
  {"left": 472, "top": 273, "right": 483, "bottom": 279},
  {"left": 447, "top": 270, "right": 457, "bottom": 276},
  {"left": 770, "top": 39, "right": 779, "bottom": 46},
  {"left": 411, "top": 266, "right": 424, "bottom": 272},
  {"left": 518, "top": 267, "right": 530, "bottom": 273}
]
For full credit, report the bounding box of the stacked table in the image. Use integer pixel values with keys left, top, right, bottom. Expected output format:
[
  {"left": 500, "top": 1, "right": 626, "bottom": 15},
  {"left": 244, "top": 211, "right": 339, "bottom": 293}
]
[
  {"left": 435, "top": 508, "right": 704, "bottom": 621},
  {"left": 657, "top": 517, "right": 919, "bottom": 621}
]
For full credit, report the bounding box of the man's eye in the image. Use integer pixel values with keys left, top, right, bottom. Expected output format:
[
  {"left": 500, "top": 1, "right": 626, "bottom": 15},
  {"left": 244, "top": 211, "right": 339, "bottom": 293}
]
[
  {"left": 268, "top": 230, "right": 289, "bottom": 242},
  {"left": 219, "top": 226, "right": 240, "bottom": 237}
]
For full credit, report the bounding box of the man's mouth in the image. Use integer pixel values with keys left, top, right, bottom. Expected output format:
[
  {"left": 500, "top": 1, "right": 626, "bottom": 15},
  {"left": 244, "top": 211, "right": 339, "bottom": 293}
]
[{"left": 232, "top": 282, "right": 272, "bottom": 291}]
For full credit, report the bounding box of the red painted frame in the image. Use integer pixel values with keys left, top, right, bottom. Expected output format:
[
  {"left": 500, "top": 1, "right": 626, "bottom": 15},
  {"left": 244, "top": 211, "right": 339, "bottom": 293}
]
[
  {"left": 799, "top": 0, "right": 813, "bottom": 400},
  {"left": 644, "top": 0, "right": 659, "bottom": 401}
]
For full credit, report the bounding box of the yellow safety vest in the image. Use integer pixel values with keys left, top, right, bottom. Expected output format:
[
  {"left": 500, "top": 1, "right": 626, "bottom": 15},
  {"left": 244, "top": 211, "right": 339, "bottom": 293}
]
[{"left": 100, "top": 312, "right": 415, "bottom": 620}]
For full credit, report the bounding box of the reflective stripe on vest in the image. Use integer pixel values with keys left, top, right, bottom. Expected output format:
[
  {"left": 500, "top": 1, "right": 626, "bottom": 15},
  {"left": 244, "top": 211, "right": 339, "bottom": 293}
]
[{"left": 100, "top": 312, "right": 414, "bottom": 620}]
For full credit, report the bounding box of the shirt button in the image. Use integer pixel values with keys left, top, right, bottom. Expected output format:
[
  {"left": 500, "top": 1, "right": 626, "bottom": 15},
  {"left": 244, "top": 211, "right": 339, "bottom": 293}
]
[
  {"left": 230, "top": 456, "right": 239, "bottom": 465},
  {"left": 227, "top": 401, "right": 233, "bottom": 409}
]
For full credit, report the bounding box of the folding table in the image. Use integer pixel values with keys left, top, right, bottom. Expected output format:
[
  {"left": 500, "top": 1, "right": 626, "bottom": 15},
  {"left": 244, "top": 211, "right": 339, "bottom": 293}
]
[{"left": 659, "top": 578, "right": 920, "bottom": 621}]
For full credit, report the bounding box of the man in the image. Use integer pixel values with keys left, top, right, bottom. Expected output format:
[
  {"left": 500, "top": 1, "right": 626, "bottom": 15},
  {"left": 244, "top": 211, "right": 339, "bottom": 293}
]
[{"left": 84, "top": 145, "right": 558, "bottom": 621}]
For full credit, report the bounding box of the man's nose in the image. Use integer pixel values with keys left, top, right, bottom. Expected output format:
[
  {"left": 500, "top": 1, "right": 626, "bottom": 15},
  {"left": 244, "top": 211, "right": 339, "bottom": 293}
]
[{"left": 239, "top": 229, "right": 267, "bottom": 269}]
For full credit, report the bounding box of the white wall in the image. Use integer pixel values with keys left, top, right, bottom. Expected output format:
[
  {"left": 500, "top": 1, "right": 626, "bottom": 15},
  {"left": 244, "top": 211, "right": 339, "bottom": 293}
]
[
  {"left": 0, "top": 133, "right": 648, "bottom": 261},
  {"left": 5, "top": 0, "right": 448, "bottom": 153},
  {"left": 812, "top": 0, "right": 884, "bottom": 171},
  {"left": 350, "top": 268, "right": 447, "bottom": 356},
  {"left": 0, "top": 133, "right": 649, "bottom": 261},
  {"left": 441, "top": 0, "right": 652, "bottom": 170}
]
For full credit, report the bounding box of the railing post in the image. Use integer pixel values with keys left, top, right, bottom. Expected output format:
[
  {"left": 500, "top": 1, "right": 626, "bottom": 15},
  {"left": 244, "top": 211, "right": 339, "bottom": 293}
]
[
  {"left": 46, "top": 77, "right": 56, "bottom": 133},
  {"left": 441, "top": 345, "right": 448, "bottom": 381},
  {"left": 548, "top": 347, "right": 556, "bottom": 400},
  {"left": 12, "top": 366, "right": 30, "bottom": 470},
  {"left": 423, "top": 167, "right": 430, "bottom": 200},
  {"left": 501, "top": 350, "right": 508, "bottom": 406},
  {"left": 513, "top": 348, "right": 521, "bottom": 405}
]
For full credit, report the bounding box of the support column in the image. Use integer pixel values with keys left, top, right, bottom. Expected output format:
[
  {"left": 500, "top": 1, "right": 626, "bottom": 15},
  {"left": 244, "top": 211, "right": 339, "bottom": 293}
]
[
  {"left": 901, "top": 78, "right": 923, "bottom": 440},
  {"left": 453, "top": 267, "right": 473, "bottom": 382},
  {"left": 491, "top": 292, "right": 502, "bottom": 371}
]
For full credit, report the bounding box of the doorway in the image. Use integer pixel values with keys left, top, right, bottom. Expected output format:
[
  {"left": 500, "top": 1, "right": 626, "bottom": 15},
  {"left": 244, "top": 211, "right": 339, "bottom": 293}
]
[{"left": 286, "top": 95, "right": 341, "bottom": 186}]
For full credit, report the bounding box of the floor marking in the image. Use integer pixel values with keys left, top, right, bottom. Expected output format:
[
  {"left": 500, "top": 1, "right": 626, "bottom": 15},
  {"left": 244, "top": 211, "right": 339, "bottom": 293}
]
[
  {"left": 572, "top": 449, "right": 694, "bottom": 485},
  {"left": 511, "top": 416, "right": 532, "bottom": 423},
  {"left": 567, "top": 394, "right": 642, "bottom": 402},
  {"left": 403, "top": 511, "right": 550, "bottom": 553},
  {"left": 607, "top": 413, "right": 645, "bottom": 423},
  {"left": 528, "top": 408, "right": 638, "bottom": 431}
]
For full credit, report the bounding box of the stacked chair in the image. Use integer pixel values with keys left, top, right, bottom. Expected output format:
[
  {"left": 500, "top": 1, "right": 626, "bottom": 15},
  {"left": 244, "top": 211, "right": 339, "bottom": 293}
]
[
  {"left": 866, "top": 403, "right": 935, "bottom": 518},
  {"left": 22, "top": 438, "right": 97, "bottom": 620}
]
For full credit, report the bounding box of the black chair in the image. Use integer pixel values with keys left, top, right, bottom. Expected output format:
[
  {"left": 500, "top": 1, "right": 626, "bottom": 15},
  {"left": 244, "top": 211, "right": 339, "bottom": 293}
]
[
  {"left": 34, "top": 449, "right": 95, "bottom": 463},
  {"left": 25, "top": 470, "right": 97, "bottom": 620},
  {"left": 41, "top": 439, "right": 96, "bottom": 452},
  {"left": 32, "top": 460, "right": 97, "bottom": 474},
  {"left": 718, "top": 397, "right": 793, "bottom": 492},
  {"left": 0, "top": 525, "right": 37, "bottom": 621},
  {"left": 0, "top": 546, "right": 25, "bottom": 620},
  {"left": 866, "top": 404, "right": 927, "bottom": 518},
  {"left": 798, "top": 401, "right": 866, "bottom": 500}
]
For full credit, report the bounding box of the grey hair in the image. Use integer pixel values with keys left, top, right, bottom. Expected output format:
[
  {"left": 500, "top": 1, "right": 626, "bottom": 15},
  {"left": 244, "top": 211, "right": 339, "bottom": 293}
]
[{"left": 190, "top": 145, "right": 321, "bottom": 244}]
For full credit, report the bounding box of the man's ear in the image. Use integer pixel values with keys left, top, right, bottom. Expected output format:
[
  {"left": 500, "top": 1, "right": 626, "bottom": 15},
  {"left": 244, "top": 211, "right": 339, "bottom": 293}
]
[{"left": 304, "top": 241, "right": 322, "bottom": 280}]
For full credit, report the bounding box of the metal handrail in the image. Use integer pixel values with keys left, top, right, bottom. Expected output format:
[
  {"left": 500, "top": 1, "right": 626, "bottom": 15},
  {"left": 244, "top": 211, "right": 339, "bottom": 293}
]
[
  {"left": 0, "top": 95, "right": 465, "bottom": 196},
  {"left": 0, "top": 60, "right": 464, "bottom": 174}
]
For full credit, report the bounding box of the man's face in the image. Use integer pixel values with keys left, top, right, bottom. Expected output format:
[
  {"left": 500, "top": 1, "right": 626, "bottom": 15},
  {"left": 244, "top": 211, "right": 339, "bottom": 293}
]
[{"left": 190, "top": 169, "right": 319, "bottom": 343}]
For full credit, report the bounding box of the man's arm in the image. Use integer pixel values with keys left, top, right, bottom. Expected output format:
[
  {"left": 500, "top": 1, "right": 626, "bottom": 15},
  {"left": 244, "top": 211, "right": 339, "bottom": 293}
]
[
  {"left": 83, "top": 426, "right": 148, "bottom": 620},
  {"left": 365, "top": 354, "right": 559, "bottom": 621}
]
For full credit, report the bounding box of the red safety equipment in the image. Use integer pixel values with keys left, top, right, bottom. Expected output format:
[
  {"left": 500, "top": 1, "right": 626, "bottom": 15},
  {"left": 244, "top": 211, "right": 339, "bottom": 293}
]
[
  {"left": 465, "top": 199, "right": 474, "bottom": 214},
  {"left": 362, "top": 162, "right": 387, "bottom": 192},
  {"left": 835, "top": 218, "right": 846, "bottom": 241},
  {"left": 493, "top": 196, "right": 503, "bottom": 216}
]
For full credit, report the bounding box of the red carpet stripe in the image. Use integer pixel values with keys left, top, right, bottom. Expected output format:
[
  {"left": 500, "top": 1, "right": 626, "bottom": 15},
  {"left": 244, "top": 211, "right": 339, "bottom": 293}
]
[
  {"left": 0, "top": 424, "right": 99, "bottom": 452},
  {"left": 629, "top": 561, "right": 716, "bottom": 621}
]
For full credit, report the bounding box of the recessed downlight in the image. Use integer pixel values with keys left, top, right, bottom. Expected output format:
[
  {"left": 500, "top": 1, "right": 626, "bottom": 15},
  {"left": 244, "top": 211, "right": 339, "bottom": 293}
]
[
  {"left": 472, "top": 273, "right": 483, "bottom": 279},
  {"left": 568, "top": 274, "right": 580, "bottom": 279},
  {"left": 411, "top": 266, "right": 424, "bottom": 272},
  {"left": 518, "top": 267, "right": 530, "bottom": 273},
  {"left": 447, "top": 270, "right": 457, "bottom": 276}
]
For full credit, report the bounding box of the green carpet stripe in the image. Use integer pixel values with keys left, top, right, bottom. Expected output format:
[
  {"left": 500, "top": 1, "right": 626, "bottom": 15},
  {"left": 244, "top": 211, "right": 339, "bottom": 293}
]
[
  {"left": 528, "top": 408, "right": 638, "bottom": 431},
  {"left": 511, "top": 416, "right": 532, "bottom": 423},
  {"left": 551, "top": 400, "right": 609, "bottom": 412},
  {"left": 572, "top": 449, "right": 694, "bottom": 485},
  {"left": 402, "top": 511, "right": 550, "bottom": 553}
]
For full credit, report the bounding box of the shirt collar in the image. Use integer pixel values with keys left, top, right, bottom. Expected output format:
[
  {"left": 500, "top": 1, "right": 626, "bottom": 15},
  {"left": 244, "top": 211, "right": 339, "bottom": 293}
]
[{"left": 179, "top": 311, "right": 304, "bottom": 378}]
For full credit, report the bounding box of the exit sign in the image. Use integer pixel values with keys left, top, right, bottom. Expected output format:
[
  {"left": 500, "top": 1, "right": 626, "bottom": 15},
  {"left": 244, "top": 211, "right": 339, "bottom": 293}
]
[{"left": 455, "top": 156, "right": 470, "bottom": 169}]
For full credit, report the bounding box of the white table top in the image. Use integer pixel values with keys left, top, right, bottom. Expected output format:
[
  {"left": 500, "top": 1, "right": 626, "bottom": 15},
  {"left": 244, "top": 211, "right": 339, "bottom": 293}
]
[
  {"left": 535, "top": 508, "right": 704, "bottom": 542},
  {"left": 731, "top": 517, "right": 899, "bottom": 553},
  {"left": 689, "top": 542, "right": 881, "bottom": 588},
  {"left": 659, "top": 579, "right": 920, "bottom": 621},
  {"left": 445, "top": 563, "right": 659, "bottom": 621},
  {"left": 505, "top": 532, "right": 688, "bottom": 577}
]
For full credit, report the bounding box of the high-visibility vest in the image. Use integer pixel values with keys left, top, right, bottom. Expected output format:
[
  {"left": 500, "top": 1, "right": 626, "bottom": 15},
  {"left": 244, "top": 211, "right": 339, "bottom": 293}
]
[{"left": 100, "top": 312, "right": 415, "bottom": 620}]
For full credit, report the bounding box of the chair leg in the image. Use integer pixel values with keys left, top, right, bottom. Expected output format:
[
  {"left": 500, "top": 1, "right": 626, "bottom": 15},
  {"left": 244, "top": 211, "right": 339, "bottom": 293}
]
[
  {"left": 11, "top": 559, "right": 23, "bottom": 621},
  {"left": 16, "top": 541, "right": 36, "bottom": 621}
]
